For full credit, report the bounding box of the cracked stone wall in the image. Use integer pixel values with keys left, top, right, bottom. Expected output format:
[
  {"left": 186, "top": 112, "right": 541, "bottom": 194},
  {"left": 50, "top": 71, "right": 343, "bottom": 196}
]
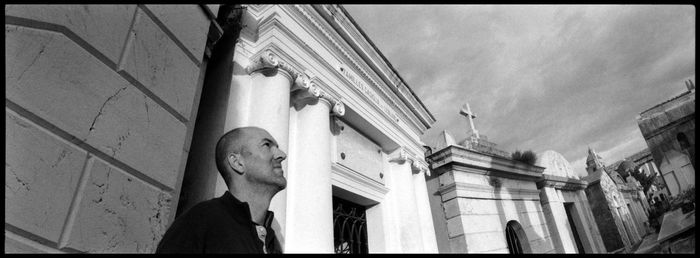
[{"left": 5, "top": 5, "right": 219, "bottom": 253}]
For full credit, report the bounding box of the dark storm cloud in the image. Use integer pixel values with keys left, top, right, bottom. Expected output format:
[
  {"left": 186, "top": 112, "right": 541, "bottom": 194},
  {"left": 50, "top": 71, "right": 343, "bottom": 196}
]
[{"left": 344, "top": 5, "right": 695, "bottom": 175}]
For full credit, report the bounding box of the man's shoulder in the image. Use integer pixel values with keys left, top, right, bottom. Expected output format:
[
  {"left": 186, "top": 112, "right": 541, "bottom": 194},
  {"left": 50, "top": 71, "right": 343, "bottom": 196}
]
[{"left": 178, "top": 196, "right": 229, "bottom": 220}]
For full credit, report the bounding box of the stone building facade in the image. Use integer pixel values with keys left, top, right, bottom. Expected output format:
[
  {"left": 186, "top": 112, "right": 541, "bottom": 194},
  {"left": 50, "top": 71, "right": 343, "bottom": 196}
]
[
  {"left": 636, "top": 79, "right": 695, "bottom": 197},
  {"left": 6, "top": 4, "right": 439, "bottom": 253},
  {"left": 582, "top": 148, "right": 644, "bottom": 253},
  {"left": 426, "top": 128, "right": 556, "bottom": 253},
  {"left": 426, "top": 109, "right": 608, "bottom": 254},
  {"left": 534, "top": 150, "right": 606, "bottom": 253}
]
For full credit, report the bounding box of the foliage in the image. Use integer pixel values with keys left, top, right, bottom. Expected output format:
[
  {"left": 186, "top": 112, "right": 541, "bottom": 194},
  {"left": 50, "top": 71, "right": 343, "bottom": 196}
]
[
  {"left": 669, "top": 186, "right": 695, "bottom": 212},
  {"left": 630, "top": 167, "right": 657, "bottom": 193},
  {"left": 511, "top": 150, "right": 537, "bottom": 165},
  {"left": 647, "top": 186, "right": 695, "bottom": 232}
]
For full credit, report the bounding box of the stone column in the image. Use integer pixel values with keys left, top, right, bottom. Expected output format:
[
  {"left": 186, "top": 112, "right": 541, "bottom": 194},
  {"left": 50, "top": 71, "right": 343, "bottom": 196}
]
[
  {"left": 411, "top": 160, "right": 439, "bottom": 253},
  {"left": 214, "top": 49, "right": 296, "bottom": 246},
  {"left": 387, "top": 148, "right": 423, "bottom": 253},
  {"left": 284, "top": 76, "right": 345, "bottom": 253}
]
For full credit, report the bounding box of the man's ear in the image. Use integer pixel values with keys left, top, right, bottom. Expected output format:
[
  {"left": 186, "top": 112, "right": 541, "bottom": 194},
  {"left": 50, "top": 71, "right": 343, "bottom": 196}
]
[{"left": 228, "top": 153, "right": 245, "bottom": 175}]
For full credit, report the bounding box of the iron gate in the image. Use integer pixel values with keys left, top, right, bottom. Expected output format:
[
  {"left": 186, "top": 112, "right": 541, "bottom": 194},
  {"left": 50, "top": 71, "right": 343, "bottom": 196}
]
[{"left": 332, "top": 197, "right": 368, "bottom": 254}]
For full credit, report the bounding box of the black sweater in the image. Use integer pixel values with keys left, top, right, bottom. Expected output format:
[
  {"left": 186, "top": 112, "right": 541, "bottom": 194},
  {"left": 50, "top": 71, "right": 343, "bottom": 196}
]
[{"left": 156, "top": 191, "right": 282, "bottom": 253}]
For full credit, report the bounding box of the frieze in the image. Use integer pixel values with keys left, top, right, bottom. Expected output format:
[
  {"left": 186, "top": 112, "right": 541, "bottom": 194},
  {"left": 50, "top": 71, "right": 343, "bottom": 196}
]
[
  {"left": 536, "top": 174, "right": 588, "bottom": 191},
  {"left": 337, "top": 63, "right": 400, "bottom": 123}
]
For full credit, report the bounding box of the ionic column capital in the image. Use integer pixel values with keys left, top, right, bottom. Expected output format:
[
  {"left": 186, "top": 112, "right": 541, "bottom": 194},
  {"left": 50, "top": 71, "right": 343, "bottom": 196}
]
[
  {"left": 388, "top": 147, "right": 410, "bottom": 164},
  {"left": 246, "top": 49, "right": 301, "bottom": 79},
  {"left": 411, "top": 158, "right": 430, "bottom": 175},
  {"left": 290, "top": 74, "right": 345, "bottom": 117},
  {"left": 247, "top": 49, "right": 345, "bottom": 117}
]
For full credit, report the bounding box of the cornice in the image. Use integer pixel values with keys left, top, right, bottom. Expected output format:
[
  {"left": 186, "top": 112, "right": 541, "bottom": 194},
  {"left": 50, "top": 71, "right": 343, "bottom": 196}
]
[
  {"left": 326, "top": 5, "right": 435, "bottom": 127},
  {"left": 331, "top": 162, "right": 388, "bottom": 203},
  {"left": 438, "top": 181, "right": 541, "bottom": 201},
  {"left": 536, "top": 174, "right": 588, "bottom": 191},
  {"left": 427, "top": 145, "right": 545, "bottom": 182},
  {"left": 293, "top": 5, "right": 428, "bottom": 135}
]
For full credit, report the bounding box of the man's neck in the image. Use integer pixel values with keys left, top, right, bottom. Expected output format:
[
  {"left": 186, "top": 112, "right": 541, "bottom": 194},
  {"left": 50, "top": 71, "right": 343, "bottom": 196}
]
[{"left": 230, "top": 187, "right": 274, "bottom": 225}]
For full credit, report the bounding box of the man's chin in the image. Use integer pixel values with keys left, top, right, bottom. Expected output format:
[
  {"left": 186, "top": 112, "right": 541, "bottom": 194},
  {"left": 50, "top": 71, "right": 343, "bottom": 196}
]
[{"left": 272, "top": 177, "right": 287, "bottom": 191}]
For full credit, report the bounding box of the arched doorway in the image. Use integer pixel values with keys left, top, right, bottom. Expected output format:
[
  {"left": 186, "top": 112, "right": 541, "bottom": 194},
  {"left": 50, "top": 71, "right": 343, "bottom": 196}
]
[{"left": 505, "top": 220, "right": 531, "bottom": 254}]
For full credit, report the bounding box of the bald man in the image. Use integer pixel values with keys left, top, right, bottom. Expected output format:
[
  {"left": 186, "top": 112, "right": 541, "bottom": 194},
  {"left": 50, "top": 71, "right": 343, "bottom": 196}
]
[{"left": 156, "top": 127, "right": 287, "bottom": 253}]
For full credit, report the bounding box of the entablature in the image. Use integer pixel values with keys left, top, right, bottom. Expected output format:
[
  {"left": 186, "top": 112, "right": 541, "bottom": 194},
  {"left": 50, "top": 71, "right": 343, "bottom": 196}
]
[
  {"left": 536, "top": 174, "right": 588, "bottom": 191},
  {"left": 240, "top": 4, "right": 431, "bottom": 158},
  {"left": 314, "top": 5, "right": 436, "bottom": 129}
]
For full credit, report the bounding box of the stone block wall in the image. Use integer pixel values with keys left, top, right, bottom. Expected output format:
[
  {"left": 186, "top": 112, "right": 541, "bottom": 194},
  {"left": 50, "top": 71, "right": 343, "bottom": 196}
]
[
  {"left": 5, "top": 5, "right": 218, "bottom": 253},
  {"left": 585, "top": 183, "right": 624, "bottom": 252},
  {"left": 436, "top": 172, "right": 554, "bottom": 253}
]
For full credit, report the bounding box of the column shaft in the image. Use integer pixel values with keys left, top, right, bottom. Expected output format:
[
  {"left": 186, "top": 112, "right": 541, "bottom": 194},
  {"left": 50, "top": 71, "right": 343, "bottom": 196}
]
[
  {"left": 412, "top": 170, "right": 439, "bottom": 252},
  {"left": 388, "top": 161, "right": 422, "bottom": 252},
  {"left": 284, "top": 99, "right": 334, "bottom": 253}
]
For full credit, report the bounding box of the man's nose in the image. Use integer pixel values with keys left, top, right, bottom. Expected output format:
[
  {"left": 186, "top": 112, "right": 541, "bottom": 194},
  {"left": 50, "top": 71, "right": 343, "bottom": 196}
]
[{"left": 274, "top": 148, "right": 287, "bottom": 161}]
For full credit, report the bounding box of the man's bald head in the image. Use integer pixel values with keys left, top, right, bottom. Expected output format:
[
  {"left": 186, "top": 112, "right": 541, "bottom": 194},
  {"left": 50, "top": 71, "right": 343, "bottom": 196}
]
[{"left": 215, "top": 127, "right": 252, "bottom": 180}]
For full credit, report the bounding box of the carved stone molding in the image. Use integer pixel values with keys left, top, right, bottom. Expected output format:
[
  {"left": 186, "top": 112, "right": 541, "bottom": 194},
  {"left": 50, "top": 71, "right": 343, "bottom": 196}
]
[
  {"left": 411, "top": 158, "right": 429, "bottom": 175},
  {"left": 388, "top": 147, "right": 410, "bottom": 164},
  {"left": 248, "top": 49, "right": 345, "bottom": 116}
]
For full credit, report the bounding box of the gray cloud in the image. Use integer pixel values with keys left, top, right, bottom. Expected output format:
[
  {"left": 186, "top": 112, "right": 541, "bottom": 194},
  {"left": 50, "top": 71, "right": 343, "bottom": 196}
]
[{"left": 344, "top": 5, "right": 695, "bottom": 174}]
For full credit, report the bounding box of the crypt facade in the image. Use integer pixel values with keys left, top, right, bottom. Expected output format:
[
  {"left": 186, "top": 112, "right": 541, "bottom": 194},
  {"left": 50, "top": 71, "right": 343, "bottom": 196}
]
[
  {"left": 5, "top": 4, "right": 438, "bottom": 253},
  {"left": 176, "top": 4, "right": 439, "bottom": 253},
  {"left": 636, "top": 79, "right": 695, "bottom": 197},
  {"left": 582, "top": 148, "right": 645, "bottom": 253},
  {"left": 534, "top": 150, "right": 607, "bottom": 253},
  {"left": 426, "top": 104, "right": 557, "bottom": 253}
]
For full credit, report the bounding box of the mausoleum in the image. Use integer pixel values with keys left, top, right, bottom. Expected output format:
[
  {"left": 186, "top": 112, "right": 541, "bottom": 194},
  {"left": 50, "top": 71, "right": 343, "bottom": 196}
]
[
  {"left": 535, "top": 150, "right": 606, "bottom": 253},
  {"left": 5, "top": 4, "right": 439, "bottom": 253},
  {"left": 426, "top": 104, "right": 555, "bottom": 253}
]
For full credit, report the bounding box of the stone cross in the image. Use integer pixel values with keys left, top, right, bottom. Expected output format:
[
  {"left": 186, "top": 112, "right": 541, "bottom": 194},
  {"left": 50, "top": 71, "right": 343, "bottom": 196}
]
[{"left": 459, "top": 102, "right": 479, "bottom": 139}]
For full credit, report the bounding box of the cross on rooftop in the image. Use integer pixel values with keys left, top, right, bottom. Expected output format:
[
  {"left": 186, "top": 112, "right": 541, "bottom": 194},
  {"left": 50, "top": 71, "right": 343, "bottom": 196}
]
[{"left": 459, "top": 102, "right": 480, "bottom": 139}]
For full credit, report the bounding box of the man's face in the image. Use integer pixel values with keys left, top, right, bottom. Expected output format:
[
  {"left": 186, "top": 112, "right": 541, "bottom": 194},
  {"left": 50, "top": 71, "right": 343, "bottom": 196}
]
[{"left": 241, "top": 128, "right": 287, "bottom": 190}]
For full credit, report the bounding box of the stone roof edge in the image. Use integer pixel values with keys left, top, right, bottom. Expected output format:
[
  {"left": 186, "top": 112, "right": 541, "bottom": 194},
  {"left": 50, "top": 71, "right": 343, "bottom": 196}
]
[
  {"left": 639, "top": 90, "right": 694, "bottom": 117},
  {"left": 336, "top": 5, "right": 436, "bottom": 123}
]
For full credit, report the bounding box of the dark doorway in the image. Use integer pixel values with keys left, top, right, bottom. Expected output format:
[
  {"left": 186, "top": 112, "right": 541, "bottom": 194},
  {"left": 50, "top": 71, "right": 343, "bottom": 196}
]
[
  {"left": 564, "top": 202, "right": 585, "bottom": 253},
  {"left": 332, "top": 196, "right": 368, "bottom": 254}
]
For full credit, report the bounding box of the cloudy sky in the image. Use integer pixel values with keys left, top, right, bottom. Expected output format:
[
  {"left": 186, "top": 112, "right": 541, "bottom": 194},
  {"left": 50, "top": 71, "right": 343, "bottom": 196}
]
[{"left": 344, "top": 5, "right": 695, "bottom": 177}]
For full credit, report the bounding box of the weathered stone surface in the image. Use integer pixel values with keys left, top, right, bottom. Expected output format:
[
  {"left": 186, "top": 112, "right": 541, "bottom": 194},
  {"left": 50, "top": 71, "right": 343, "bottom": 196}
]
[
  {"left": 144, "top": 5, "right": 209, "bottom": 62},
  {"left": 336, "top": 120, "right": 384, "bottom": 183},
  {"left": 64, "top": 159, "right": 171, "bottom": 253},
  {"left": 5, "top": 110, "right": 88, "bottom": 243},
  {"left": 5, "top": 231, "right": 64, "bottom": 253},
  {"left": 446, "top": 216, "right": 465, "bottom": 238},
  {"left": 529, "top": 235, "right": 555, "bottom": 253},
  {"left": 460, "top": 214, "right": 505, "bottom": 234},
  {"left": 442, "top": 197, "right": 461, "bottom": 219},
  {"left": 464, "top": 231, "right": 508, "bottom": 252},
  {"left": 124, "top": 12, "right": 200, "bottom": 118},
  {"left": 6, "top": 25, "right": 187, "bottom": 189},
  {"left": 447, "top": 235, "right": 468, "bottom": 253},
  {"left": 5, "top": 5, "right": 135, "bottom": 64}
]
